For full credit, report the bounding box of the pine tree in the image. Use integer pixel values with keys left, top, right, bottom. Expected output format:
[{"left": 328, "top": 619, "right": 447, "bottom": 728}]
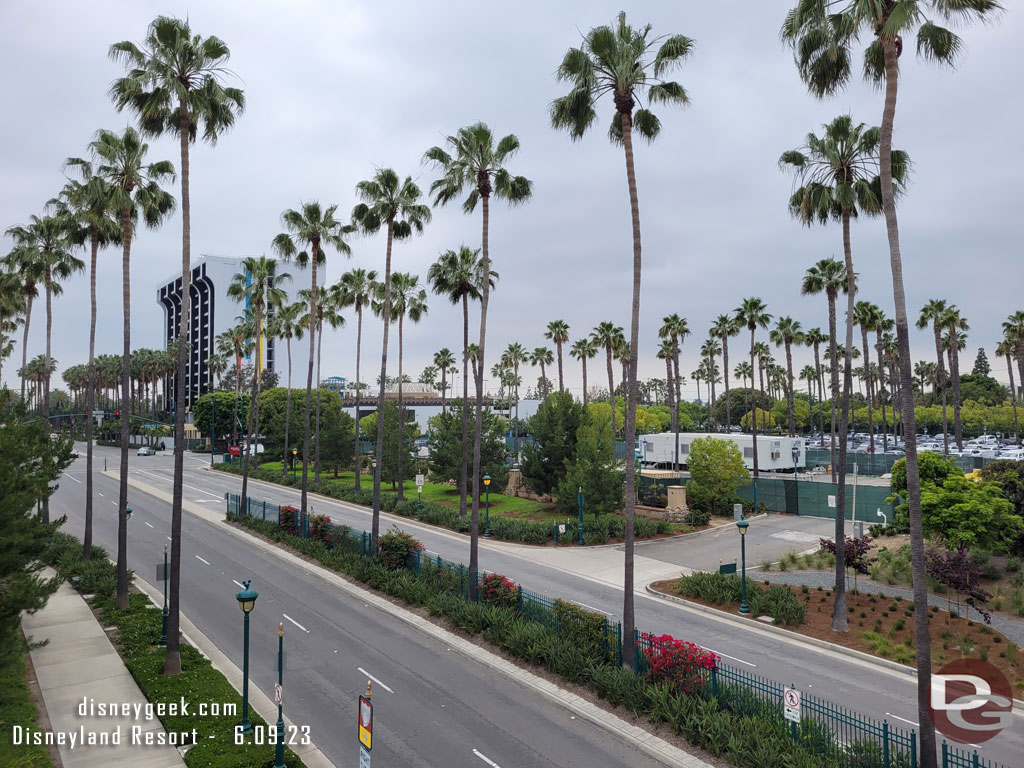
[{"left": 972, "top": 347, "right": 991, "bottom": 377}]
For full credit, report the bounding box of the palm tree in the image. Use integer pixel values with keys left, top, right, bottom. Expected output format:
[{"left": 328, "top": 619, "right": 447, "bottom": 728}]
[
  {"left": 802, "top": 259, "right": 848, "bottom": 477},
  {"left": 800, "top": 364, "right": 817, "bottom": 425},
  {"left": 803, "top": 327, "right": 828, "bottom": 445},
  {"left": 941, "top": 307, "right": 968, "bottom": 451},
  {"left": 917, "top": 299, "right": 952, "bottom": 455},
  {"left": 530, "top": 347, "right": 554, "bottom": 398},
  {"left": 268, "top": 301, "right": 304, "bottom": 478},
  {"left": 111, "top": 15, "right": 244, "bottom": 675},
  {"left": 735, "top": 299, "right": 771, "bottom": 478},
  {"left": 873, "top": 312, "right": 895, "bottom": 451},
  {"left": 656, "top": 339, "right": 675, "bottom": 420},
  {"left": 352, "top": 169, "right": 430, "bottom": 551},
  {"left": 591, "top": 322, "right": 624, "bottom": 436},
  {"left": 87, "top": 126, "right": 175, "bottom": 609},
  {"left": 300, "top": 286, "right": 344, "bottom": 482},
  {"left": 996, "top": 338, "right": 1019, "bottom": 444},
  {"left": 273, "top": 202, "right": 352, "bottom": 521},
  {"left": 551, "top": 12, "right": 693, "bottom": 668},
  {"left": 433, "top": 348, "right": 456, "bottom": 414},
  {"left": 502, "top": 342, "right": 528, "bottom": 461},
  {"left": 569, "top": 338, "right": 596, "bottom": 406},
  {"left": 544, "top": 320, "right": 570, "bottom": 393},
  {"left": 701, "top": 337, "right": 722, "bottom": 431},
  {"left": 428, "top": 247, "right": 494, "bottom": 517},
  {"left": 1005, "top": 312, "right": 1024, "bottom": 409},
  {"left": 335, "top": 268, "right": 377, "bottom": 490},
  {"left": 710, "top": 314, "right": 740, "bottom": 433},
  {"left": 770, "top": 317, "right": 804, "bottom": 437},
  {"left": 853, "top": 302, "right": 882, "bottom": 452},
  {"left": 734, "top": 360, "right": 753, "bottom": 395},
  {"left": 216, "top": 326, "right": 250, "bottom": 444},
  {"left": 658, "top": 314, "right": 690, "bottom": 466},
  {"left": 228, "top": 257, "right": 289, "bottom": 510},
  {"left": 783, "top": 5, "right": 1001, "bottom": 753},
  {"left": 424, "top": 123, "right": 532, "bottom": 601},
  {"left": 374, "top": 273, "right": 425, "bottom": 499}
]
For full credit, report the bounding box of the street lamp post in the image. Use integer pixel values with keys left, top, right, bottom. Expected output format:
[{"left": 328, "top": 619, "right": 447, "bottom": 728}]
[
  {"left": 291, "top": 448, "right": 298, "bottom": 479},
  {"left": 235, "top": 580, "right": 259, "bottom": 734},
  {"left": 273, "top": 622, "right": 286, "bottom": 768},
  {"left": 483, "top": 474, "right": 492, "bottom": 538},
  {"left": 736, "top": 518, "right": 750, "bottom": 615},
  {"left": 577, "top": 485, "right": 584, "bottom": 546},
  {"left": 159, "top": 544, "right": 168, "bottom": 646}
]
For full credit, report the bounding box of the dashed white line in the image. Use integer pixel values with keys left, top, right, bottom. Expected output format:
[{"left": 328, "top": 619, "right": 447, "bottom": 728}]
[
  {"left": 701, "top": 646, "right": 756, "bottom": 668},
  {"left": 232, "top": 580, "right": 246, "bottom": 590},
  {"left": 98, "top": 492, "right": 104, "bottom": 497},
  {"left": 885, "top": 713, "right": 918, "bottom": 727},
  {"left": 166, "top": 536, "right": 172, "bottom": 541},
  {"left": 573, "top": 601, "right": 610, "bottom": 615},
  {"left": 62, "top": 473, "right": 82, "bottom": 484},
  {"left": 356, "top": 667, "right": 394, "bottom": 694},
  {"left": 283, "top": 614, "right": 310, "bottom": 633},
  {"left": 473, "top": 749, "right": 501, "bottom": 767},
  {"left": 144, "top": 521, "right": 154, "bottom": 529},
  {"left": 195, "top": 555, "right": 210, "bottom": 565}
]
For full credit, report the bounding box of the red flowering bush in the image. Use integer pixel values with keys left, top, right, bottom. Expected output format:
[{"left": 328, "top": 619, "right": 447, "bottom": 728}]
[
  {"left": 278, "top": 505, "right": 298, "bottom": 534},
  {"left": 481, "top": 573, "right": 519, "bottom": 611},
  {"left": 641, "top": 632, "right": 718, "bottom": 693},
  {"left": 377, "top": 527, "right": 424, "bottom": 571},
  {"left": 309, "top": 514, "right": 331, "bottom": 543}
]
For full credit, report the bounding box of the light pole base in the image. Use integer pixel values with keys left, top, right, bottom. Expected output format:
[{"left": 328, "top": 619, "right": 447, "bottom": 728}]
[{"left": 738, "top": 606, "right": 750, "bottom": 615}]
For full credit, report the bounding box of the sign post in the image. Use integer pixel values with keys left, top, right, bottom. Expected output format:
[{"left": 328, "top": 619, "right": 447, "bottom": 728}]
[
  {"left": 358, "top": 681, "right": 373, "bottom": 767},
  {"left": 415, "top": 474, "right": 424, "bottom": 512},
  {"left": 783, "top": 685, "right": 801, "bottom": 739}
]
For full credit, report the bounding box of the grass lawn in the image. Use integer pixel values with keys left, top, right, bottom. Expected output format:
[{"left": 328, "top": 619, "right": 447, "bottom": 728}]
[{"left": 0, "top": 639, "right": 53, "bottom": 768}]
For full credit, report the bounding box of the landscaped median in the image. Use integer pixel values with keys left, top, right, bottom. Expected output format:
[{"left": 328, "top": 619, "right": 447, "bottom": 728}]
[
  {"left": 42, "top": 533, "right": 307, "bottom": 768},
  {"left": 222, "top": 495, "right": 978, "bottom": 768},
  {"left": 215, "top": 462, "right": 692, "bottom": 544}
]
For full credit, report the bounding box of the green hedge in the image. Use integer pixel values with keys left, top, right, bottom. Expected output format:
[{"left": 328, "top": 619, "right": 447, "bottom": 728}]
[{"left": 0, "top": 644, "right": 54, "bottom": 768}]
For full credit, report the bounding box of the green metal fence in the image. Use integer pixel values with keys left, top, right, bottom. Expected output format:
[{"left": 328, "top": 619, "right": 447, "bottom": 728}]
[
  {"left": 225, "top": 491, "right": 1009, "bottom": 768},
  {"left": 806, "top": 448, "right": 1007, "bottom": 478}
]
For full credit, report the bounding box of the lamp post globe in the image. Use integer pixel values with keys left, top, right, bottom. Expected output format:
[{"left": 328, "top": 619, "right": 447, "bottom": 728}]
[
  {"left": 236, "top": 580, "right": 259, "bottom": 733},
  {"left": 736, "top": 518, "right": 750, "bottom": 615},
  {"left": 483, "top": 475, "right": 492, "bottom": 538}
]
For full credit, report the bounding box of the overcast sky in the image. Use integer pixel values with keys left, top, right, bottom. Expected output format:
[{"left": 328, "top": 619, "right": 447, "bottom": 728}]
[{"left": 2, "top": 1, "right": 1020, "bottom": 401}]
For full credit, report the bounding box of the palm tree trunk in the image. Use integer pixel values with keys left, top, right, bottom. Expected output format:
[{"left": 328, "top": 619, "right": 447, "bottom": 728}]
[
  {"left": 581, "top": 356, "right": 588, "bottom": 407},
  {"left": 283, "top": 336, "right": 293, "bottom": 478},
  {"left": 672, "top": 344, "right": 681, "bottom": 464},
  {"left": 240, "top": 309, "right": 261, "bottom": 514},
  {"left": 43, "top": 269, "right": 52, "bottom": 429},
  {"left": 708, "top": 351, "right": 717, "bottom": 431},
  {"left": 950, "top": 329, "right": 963, "bottom": 450},
  {"left": 373, "top": 223, "right": 395, "bottom": 554},
  {"left": 540, "top": 361, "right": 547, "bottom": 396},
  {"left": 933, "top": 327, "right": 949, "bottom": 455},
  {"left": 785, "top": 342, "right": 796, "bottom": 436},
  {"left": 814, "top": 343, "right": 825, "bottom": 447},
  {"left": 300, "top": 250, "right": 318, "bottom": 528},
  {"left": 605, "top": 345, "right": 615, "bottom": 439},
  {"left": 879, "top": 37, "right": 935, "bottom": 766},
  {"left": 314, "top": 319, "right": 323, "bottom": 482},
  {"left": 396, "top": 313, "right": 406, "bottom": 500},
  {"left": 722, "top": 336, "right": 731, "bottom": 432},
  {"left": 84, "top": 229, "right": 98, "bottom": 562},
  {"left": 459, "top": 294, "right": 469, "bottom": 518},
  {"left": 862, "top": 328, "right": 874, "bottom": 453},
  {"left": 232, "top": 358, "right": 241, "bottom": 445},
  {"left": 440, "top": 368, "right": 447, "bottom": 415},
  {"left": 664, "top": 356, "right": 674, "bottom": 466},
  {"left": 749, "top": 331, "right": 759, "bottom": 476},
  {"left": 876, "top": 333, "right": 888, "bottom": 452},
  {"left": 556, "top": 341, "right": 564, "bottom": 393},
  {"left": 117, "top": 203, "right": 132, "bottom": 611},
  {"left": 1007, "top": 355, "right": 1019, "bottom": 443},
  {"left": 469, "top": 194, "right": 491, "bottom": 602},
  {"left": 758, "top": 359, "right": 767, "bottom": 431},
  {"left": 20, "top": 294, "right": 32, "bottom": 402},
  {"left": 828, "top": 297, "right": 839, "bottom": 481},
  {"left": 353, "top": 308, "right": 363, "bottom": 491}
]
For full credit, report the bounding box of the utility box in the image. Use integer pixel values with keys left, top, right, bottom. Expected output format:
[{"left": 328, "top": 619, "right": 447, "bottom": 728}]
[{"left": 666, "top": 485, "right": 688, "bottom": 512}]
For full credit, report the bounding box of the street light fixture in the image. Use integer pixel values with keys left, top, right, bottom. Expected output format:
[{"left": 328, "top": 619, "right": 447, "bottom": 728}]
[
  {"left": 291, "top": 448, "right": 298, "bottom": 479},
  {"left": 483, "top": 475, "right": 492, "bottom": 538},
  {"left": 125, "top": 506, "right": 133, "bottom": 522},
  {"left": 235, "top": 580, "right": 259, "bottom": 734},
  {"left": 577, "top": 485, "right": 584, "bottom": 546},
  {"left": 736, "top": 518, "right": 750, "bottom": 615}
]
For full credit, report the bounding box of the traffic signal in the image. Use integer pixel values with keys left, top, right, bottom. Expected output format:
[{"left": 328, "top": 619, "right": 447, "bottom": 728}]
[{"left": 114, "top": 410, "right": 120, "bottom": 418}]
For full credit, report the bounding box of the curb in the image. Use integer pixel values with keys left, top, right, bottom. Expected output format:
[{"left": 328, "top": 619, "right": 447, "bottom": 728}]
[{"left": 643, "top": 584, "right": 1024, "bottom": 716}]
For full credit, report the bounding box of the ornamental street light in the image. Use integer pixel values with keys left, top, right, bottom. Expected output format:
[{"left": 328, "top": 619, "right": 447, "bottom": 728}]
[
  {"left": 483, "top": 474, "right": 492, "bottom": 538},
  {"left": 273, "top": 622, "right": 286, "bottom": 768},
  {"left": 291, "top": 448, "right": 298, "bottom": 478},
  {"left": 236, "top": 580, "right": 259, "bottom": 734},
  {"left": 577, "top": 485, "right": 584, "bottom": 546},
  {"left": 736, "top": 518, "right": 750, "bottom": 615}
]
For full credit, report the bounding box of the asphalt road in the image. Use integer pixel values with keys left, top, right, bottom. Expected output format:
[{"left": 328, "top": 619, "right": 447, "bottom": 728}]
[
  {"left": 58, "top": 446, "right": 1024, "bottom": 765},
  {"left": 50, "top": 458, "right": 666, "bottom": 768}
]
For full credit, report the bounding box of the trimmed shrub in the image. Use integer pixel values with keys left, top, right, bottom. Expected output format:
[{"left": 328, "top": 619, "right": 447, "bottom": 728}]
[
  {"left": 481, "top": 573, "right": 519, "bottom": 612},
  {"left": 376, "top": 527, "right": 424, "bottom": 571},
  {"left": 640, "top": 633, "right": 717, "bottom": 694}
]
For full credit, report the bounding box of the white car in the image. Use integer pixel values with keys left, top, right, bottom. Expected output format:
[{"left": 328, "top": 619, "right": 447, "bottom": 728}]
[{"left": 137, "top": 446, "right": 156, "bottom": 456}]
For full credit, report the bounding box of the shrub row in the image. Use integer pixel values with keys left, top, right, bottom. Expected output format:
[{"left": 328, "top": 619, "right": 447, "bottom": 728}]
[
  {"left": 676, "top": 572, "right": 808, "bottom": 626},
  {"left": 216, "top": 464, "right": 672, "bottom": 544},
  {"left": 229, "top": 514, "right": 894, "bottom": 768},
  {"left": 0, "top": 643, "right": 53, "bottom": 767}
]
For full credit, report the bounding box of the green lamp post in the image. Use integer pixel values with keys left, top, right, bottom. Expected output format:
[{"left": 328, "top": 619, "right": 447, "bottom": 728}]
[
  {"left": 210, "top": 399, "right": 216, "bottom": 467},
  {"left": 577, "top": 485, "right": 584, "bottom": 546},
  {"left": 483, "top": 475, "right": 492, "bottom": 538},
  {"left": 159, "top": 544, "right": 168, "bottom": 646},
  {"left": 736, "top": 518, "right": 750, "bottom": 615},
  {"left": 291, "top": 448, "right": 298, "bottom": 479},
  {"left": 235, "top": 580, "right": 259, "bottom": 734},
  {"left": 273, "top": 622, "right": 286, "bottom": 768}
]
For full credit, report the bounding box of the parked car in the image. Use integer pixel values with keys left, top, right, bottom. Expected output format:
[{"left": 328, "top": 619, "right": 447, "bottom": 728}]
[{"left": 137, "top": 446, "right": 156, "bottom": 456}]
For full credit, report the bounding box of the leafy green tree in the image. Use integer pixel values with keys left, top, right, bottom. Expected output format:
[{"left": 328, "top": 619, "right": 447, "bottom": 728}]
[
  {"left": 192, "top": 391, "right": 246, "bottom": 442},
  {"left": 957, "top": 374, "right": 1008, "bottom": 408},
  {"left": 972, "top": 348, "right": 991, "bottom": 377},
  {"left": 521, "top": 392, "right": 587, "bottom": 496},
  {"left": 318, "top": 410, "right": 355, "bottom": 477},
  {"left": 686, "top": 436, "right": 749, "bottom": 517},
  {"left": 376, "top": 401, "right": 418, "bottom": 489},
  {"left": 427, "top": 401, "right": 508, "bottom": 501},
  {"left": 334, "top": 268, "right": 377, "bottom": 489},
  {"left": 918, "top": 477, "right": 1020, "bottom": 553},
  {"left": 556, "top": 410, "right": 623, "bottom": 519}
]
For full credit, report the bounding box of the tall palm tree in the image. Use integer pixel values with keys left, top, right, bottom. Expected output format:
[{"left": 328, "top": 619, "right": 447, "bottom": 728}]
[
  {"left": 734, "top": 360, "right": 753, "bottom": 395},
  {"left": 53, "top": 162, "right": 120, "bottom": 560},
  {"left": 569, "top": 338, "right": 596, "bottom": 406},
  {"left": 917, "top": 299, "right": 952, "bottom": 455},
  {"left": 502, "top": 342, "right": 528, "bottom": 461},
  {"left": 710, "top": 314, "right": 740, "bottom": 433},
  {"left": 735, "top": 299, "right": 771, "bottom": 477},
  {"left": 701, "top": 337, "right": 722, "bottom": 431},
  {"left": 300, "top": 286, "right": 344, "bottom": 482},
  {"left": 110, "top": 14, "right": 244, "bottom": 676},
  {"left": 802, "top": 259, "right": 848, "bottom": 477},
  {"left": 433, "top": 348, "right": 456, "bottom": 414},
  {"left": 544, "top": 320, "right": 570, "bottom": 393},
  {"left": 530, "top": 347, "right": 554, "bottom": 397},
  {"left": 770, "top": 317, "right": 804, "bottom": 437},
  {"left": 335, "top": 268, "right": 377, "bottom": 490},
  {"left": 656, "top": 339, "right": 675, "bottom": 419},
  {"left": 374, "top": 273, "right": 425, "bottom": 499},
  {"left": 873, "top": 312, "right": 895, "bottom": 451},
  {"left": 268, "top": 301, "right": 304, "bottom": 477},
  {"left": 1005, "top": 312, "right": 1024, "bottom": 409},
  {"left": 228, "top": 257, "right": 289, "bottom": 511},
  {"left": 591, "top": 322, "right": 624, "bottom": 437},
  {"left": 804, "top": 327, "right": 828, "bottom": 445},
  {"left": 800, "top": 364, "right": 817, "bottom": 426},
  {"left": 89, "top": 126, "right": 175, "bottom": 609},
  {"left": 853, "top": 301, "right": 882, "bottom": 452},
  {"left": 658, "top": 314, "right": 690, "bottom": 466},
  {"left": 551, "top": 12, "right": 693, "bottom": 668},
  {"left": 216, "top": 325, "right": 250, "bottom": 444},
  {"left": 941, "top": 307, "right": 968, "bottom": 450},
  {"left": 273, "top": 202, "right": 351, "bottom": 520},
  {"left": 996, "top": 338, "right": 1019, "bottom": 444},
  {"left": 783, "top": 6, "right": 1001, "bottom": 753},
  {"left": 424, "top": 123, "right": 532, "bottom": 601},
  {"left": 352, "top": 169, "right": 430, "bottom": 552},
  {"left": 428, "top": 247, "right": 494, "bottom": 517}
]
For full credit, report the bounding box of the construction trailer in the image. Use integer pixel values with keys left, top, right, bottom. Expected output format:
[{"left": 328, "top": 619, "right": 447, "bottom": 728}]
[{"left": 638, "top": 432, "right": 805, "bottom": 472}]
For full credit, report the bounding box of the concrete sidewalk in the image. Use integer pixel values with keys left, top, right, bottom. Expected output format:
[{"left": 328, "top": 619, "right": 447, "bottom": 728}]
[{"left": 22, "top": 570, "right": 185, "bottom": 768}]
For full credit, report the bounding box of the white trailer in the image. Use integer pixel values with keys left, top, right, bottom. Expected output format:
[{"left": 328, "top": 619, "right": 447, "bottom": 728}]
[{"left": 638, "top": 432, "right": 805, "bottom": 472}]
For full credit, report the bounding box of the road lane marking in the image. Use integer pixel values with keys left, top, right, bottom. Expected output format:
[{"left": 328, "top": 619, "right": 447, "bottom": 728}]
[
  {"left": 166, "top": 536, "right": 172, "bottom": 541},
  {"left": 283, "top": 614, "right": 310, "bottom": 633},
  {"left": 232, "top": 580, "right": 246, "bottom": 589},
  {"left": 885, "top": 713, "right": 918, "bottom": 726},
  {"left": 62, "top": 473, "right": 82, "bottom": 484},
  {"left": 144, "top": 521, "right": 154, "bottom": 529},
  {"left": 356, "top": 667, "right": 394, "bottom": 693},
  {"left": 135, "top": 470, "right": 221, "bottom": 498},
  {"left": 98, "top": 492, "right": 104, "bottom": 497},
  {"left": 473, "top": 749, "right": 501, "bottom": 767},
  {"left": 195, "top": 555, "right": 211, "bottom": 565},
  {"left": 701, "top": 646, "right": 756, "bottom": 668},
  {"left": 573, "top": 601, "right": 610, "bottom": 615}
]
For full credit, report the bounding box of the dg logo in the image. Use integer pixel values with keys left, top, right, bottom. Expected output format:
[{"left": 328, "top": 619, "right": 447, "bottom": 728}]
[{"left": 929, "top": 658, "right": 1013, "bottom": 744}]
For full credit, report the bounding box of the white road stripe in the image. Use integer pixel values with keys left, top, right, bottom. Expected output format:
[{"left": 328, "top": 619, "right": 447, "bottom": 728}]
[
  {"left": 62, "top": 473, "right": 82, "bottom": 484},
  {"left": 232, "top": 580, "right": 246, "bottom": 589},
  {"left": 195, "top": 555, "right": 210, "bottom": 565},
  {"left": 701, "top": 646, "right": 756, "bottom": 668},
  {"left": 98, "top": 492, "right": 104, "bottom": 497},
  {"left": 356, "top": 667, "right": 394, "bottom": 694},
  {"left": 166, "top": 536, "right": 172, "bottom": 541},
  {"left": 573, "top": 601, "right": 610, "bottom": 615},
  {"left": 283, "top": 614, "right": 310, "bottom": 633},
  {"left": 473, "top": 749, "right": 501, "bottom": 767},
  {"left": 135, "top": 470, "right": 221, "bottom": 498},
  {"left": 885, "top": 713, "right": 919, "bottom": 726},
  {"left": 144, "top": 521, "right": 154, "bottom": 529}
]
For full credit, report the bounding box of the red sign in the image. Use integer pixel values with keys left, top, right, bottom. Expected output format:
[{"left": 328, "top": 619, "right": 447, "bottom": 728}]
[
  {"left": 358, "top": 695, "right": 372, "bottom": 750},
  {"left": 229, "top": 445, "right": 242, "bottom": 456}
]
